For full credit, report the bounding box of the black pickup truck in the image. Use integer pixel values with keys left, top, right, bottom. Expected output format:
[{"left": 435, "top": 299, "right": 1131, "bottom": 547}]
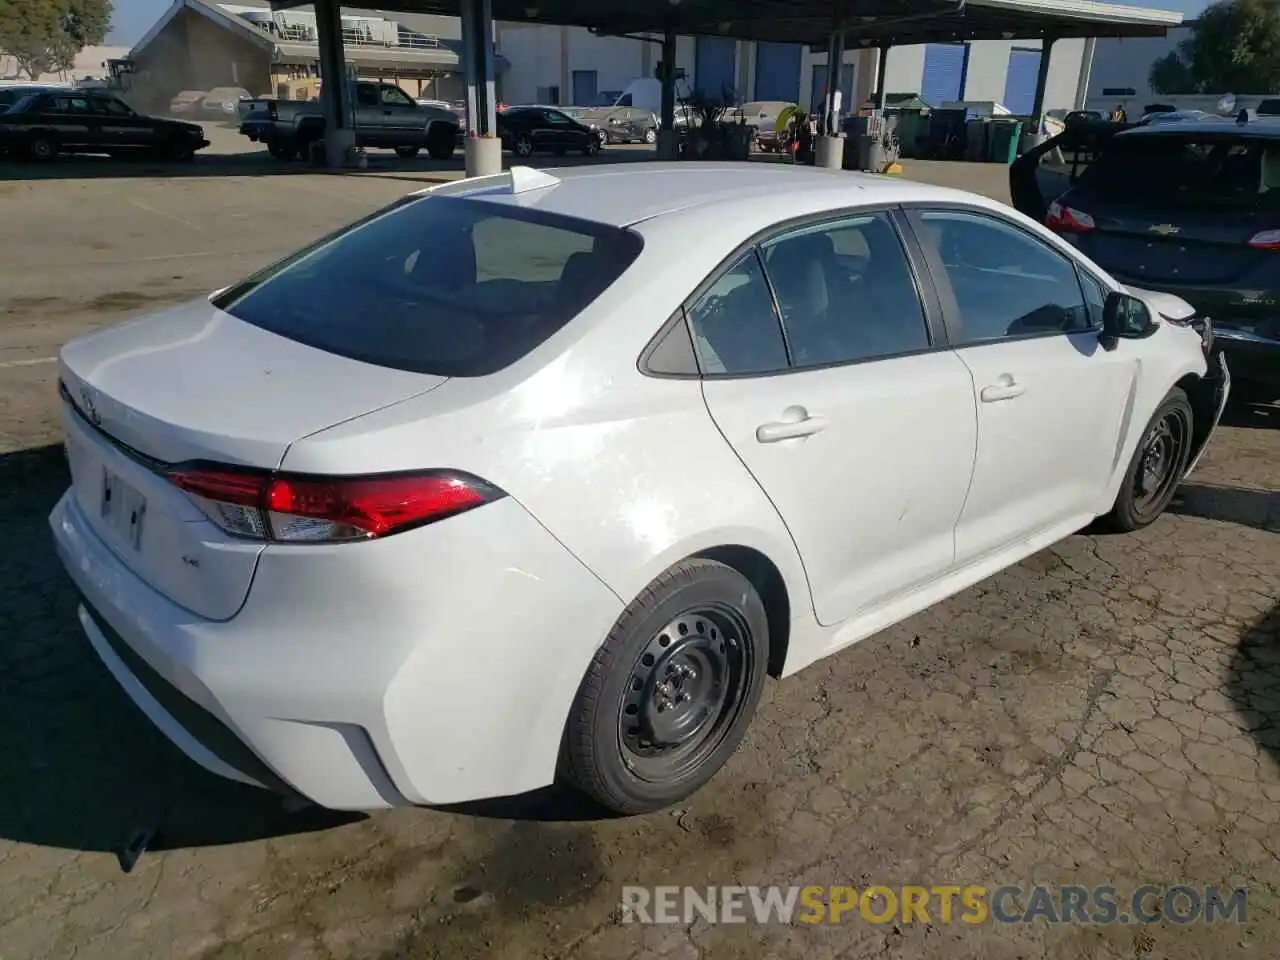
[{"left": 240, "top": 81, "right": 458, "bottom": 161}]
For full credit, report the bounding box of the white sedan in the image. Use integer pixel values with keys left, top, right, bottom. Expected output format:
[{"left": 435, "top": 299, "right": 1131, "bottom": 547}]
[{"left": 50, "top": 164, "right": 1228, "bottom": 815}]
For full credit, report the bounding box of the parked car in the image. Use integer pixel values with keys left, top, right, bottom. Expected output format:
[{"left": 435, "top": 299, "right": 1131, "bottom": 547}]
[
  {"left": 558, "top": 105, "right": 656, "bottom": 145},
  {"left": 50, "top": 164, "right": 1226, "bottom": 817},
  {"left": 497, "top": 106, "right": 601, "bottom": 157},
  {"left": 733, "top": 100, "right": 797, "bottom": 151},
  {"left": 168, "top": 89, "right": 207, "bottom": 117},
  {"left": 0, "top": 89, "right": 208, "bottom": 161},
  {"left": 239, "top": 81, "right": 457, "bottom": 160},
  {"left": 201, "top": 86, "right": 252, "bottom": 119},
  {"left": 1013, "top": 114, "right": 1280, "bottom": 399}
]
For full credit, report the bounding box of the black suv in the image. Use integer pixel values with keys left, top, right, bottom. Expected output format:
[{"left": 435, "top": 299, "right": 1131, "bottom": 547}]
[{"left": 1014, "top": 116, "right": 1280, "bottom": 399}]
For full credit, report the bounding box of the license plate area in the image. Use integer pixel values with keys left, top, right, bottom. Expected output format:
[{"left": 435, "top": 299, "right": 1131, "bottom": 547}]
[{"left": 102, "top": 467, "right": 147, "bottom": 551}]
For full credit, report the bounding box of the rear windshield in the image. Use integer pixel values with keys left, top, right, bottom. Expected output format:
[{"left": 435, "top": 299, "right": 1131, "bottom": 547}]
[
  {"left": 216, "top": 195, "right": 643, "bottom": 377},
  {"left": 1080, "top": 134, "right": 1280, "bottom": 209}
]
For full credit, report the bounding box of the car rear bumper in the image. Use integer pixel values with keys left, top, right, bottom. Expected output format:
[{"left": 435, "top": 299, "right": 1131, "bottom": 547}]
[
  {"left": 1212, "top": 328, "right": 1280, "bottom": 387},
  {"left": 50, "top": 489, "right": 623, "bottom": 810}
]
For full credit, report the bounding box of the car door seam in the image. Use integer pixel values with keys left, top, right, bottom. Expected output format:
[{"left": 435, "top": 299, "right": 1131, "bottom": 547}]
[{"left": 696, "top": 380, "right": 820, "bottom": 620}]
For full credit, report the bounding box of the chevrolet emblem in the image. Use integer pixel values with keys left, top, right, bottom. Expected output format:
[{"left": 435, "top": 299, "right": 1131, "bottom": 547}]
[{"left": 1148, "top": 223, "right": 1180, "bottom": 236}]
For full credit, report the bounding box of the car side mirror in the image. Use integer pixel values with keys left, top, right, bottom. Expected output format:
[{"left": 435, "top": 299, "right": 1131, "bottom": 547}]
[{"left": 1100, "top": 291, "right": 1157, "bottom": 350}]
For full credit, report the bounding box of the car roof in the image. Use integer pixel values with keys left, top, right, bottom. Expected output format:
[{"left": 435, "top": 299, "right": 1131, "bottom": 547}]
[
  {"left": 1118, "top": 116, "right": 1280, "bottom": 139},
  {"left": 450, "top": 162, "right": 984, "bottom": 228}
]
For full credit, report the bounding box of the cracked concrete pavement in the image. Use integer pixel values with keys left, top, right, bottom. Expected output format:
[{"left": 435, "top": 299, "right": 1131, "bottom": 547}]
[{"left": 0, "top": 157, "right": 1277, "bottom": 960}]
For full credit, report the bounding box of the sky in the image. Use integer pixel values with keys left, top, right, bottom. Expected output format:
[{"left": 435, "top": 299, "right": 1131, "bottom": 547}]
[{"left": 105, "top": 0, "right": 1214, "bottom": 48}]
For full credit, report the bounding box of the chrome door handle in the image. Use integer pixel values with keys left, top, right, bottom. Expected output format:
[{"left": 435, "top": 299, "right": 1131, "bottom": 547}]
[
  {"left": 756, "top": 414, "right": 828, "bottom": 443},
  {"left": 980, "top": 377, "right": 1025, "bottom": 403}
]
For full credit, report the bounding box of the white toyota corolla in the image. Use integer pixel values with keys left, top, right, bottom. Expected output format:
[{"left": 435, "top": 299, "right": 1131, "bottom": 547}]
[{"left": 51, "top": 163, "right": 1228, "bottom": 815}]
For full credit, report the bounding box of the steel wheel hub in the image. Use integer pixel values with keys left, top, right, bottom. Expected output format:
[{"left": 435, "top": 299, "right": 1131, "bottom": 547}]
[
  {"left": 619, "top": 612, "right": 738, "bottom": 764},
  {"left": 1134, "top": 409, "right": 1186, "bottom": 512}
]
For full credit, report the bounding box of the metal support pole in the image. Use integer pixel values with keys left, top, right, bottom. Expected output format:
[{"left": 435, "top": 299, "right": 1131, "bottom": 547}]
[
  {"left": 460, "top": 0, "right": 480, "bottom": 134},
  {"left": 1031, "top": 36, "right": 1055, "bottom": 135},
  {"left": 1074, "top": 37, "right": 1096, "bottom": 110},
  {"left": 660, "top": 22, "right": 677, "bottom": 131},
  {"left": 461, "top": 0, "right": 500, "bottom": 175},
  {"left": 479, "top": 0, "right": 496, "bottom": 135},
  {"left": 314, "top": 0, "right": 353, "bottom": 166},
  {"left": 823, "top": 29, "right": 845, "bottom": 134},
  {"left": 875, "top": 45, "right": 889, "bottom": 113}
]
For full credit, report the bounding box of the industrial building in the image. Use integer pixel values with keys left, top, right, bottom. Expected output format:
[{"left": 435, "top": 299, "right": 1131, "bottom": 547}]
[
  {"left": 125, "top": 0, "right": 507, "bottom": 110},
  {"left": 499, "top": 26, "right": 1093, "bottom": 117}
]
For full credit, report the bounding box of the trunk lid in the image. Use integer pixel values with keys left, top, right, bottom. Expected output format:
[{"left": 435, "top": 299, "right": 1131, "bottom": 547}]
[
  {"left": 58, "top": 297, "right": 446, "bottom": 620},
  {"left": 1070, "top": 200, "right": 1276, "bottom": 286}
]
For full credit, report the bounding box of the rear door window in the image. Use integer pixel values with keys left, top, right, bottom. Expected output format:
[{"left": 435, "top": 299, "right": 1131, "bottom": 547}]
[
  {"left": 216, "top": 196, "right": 644, "bottom": 376},
  {"left": 1081, "top": 134, "right": 1280, "bottom": 209}
]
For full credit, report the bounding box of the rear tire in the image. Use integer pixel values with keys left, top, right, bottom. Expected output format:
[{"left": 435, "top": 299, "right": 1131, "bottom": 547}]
[
  {"left": 514, "top": 133, "right": 534, "bottom": 158},
  {"left": 394, "top": 145, "right": 420, "bottom": 159},
  {"left": 267, "top": 140, "right": 298, "bottom": 161},
  {"left": 25, "top": 132, "right": 56, "bottom": 162},
  {"left": 1100, "top": 387, "right": 1193, "bottom": 532},
  {"left": 643, "top": 127, "right": 657, "bottom": 144},
  {"left": 561, "top": 559, "right": 768, "bottom": 815},
  {"left": 426, "top": 126, "right": 456, "bottom": 160}
]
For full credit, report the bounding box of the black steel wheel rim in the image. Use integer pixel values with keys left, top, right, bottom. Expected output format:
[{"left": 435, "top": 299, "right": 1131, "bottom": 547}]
[
  {"left": 1133, "top": 406, "right": 1189, "bottom": 517},
  {"left": 617, "top": 604, "right": 753, "bottom": 783}
]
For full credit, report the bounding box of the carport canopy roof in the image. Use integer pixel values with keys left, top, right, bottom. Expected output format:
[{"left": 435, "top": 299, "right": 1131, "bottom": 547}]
[{"left": 272, "top": 0, "right": 1183, "bottom": 46}]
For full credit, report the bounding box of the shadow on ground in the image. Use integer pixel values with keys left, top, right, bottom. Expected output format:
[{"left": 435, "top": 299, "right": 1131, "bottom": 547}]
[
  {"left": 0, "top": 145, "right": 657, "bottom": 183},
  {"left": 1170, "top": 483, "right": 1280, "bottom": 533},
  {"left": 0, "top": 444, "right": 364, "bottom": 858},
  {"left": 1227, "top": 601, "right": 1280, "bottom": 770}
]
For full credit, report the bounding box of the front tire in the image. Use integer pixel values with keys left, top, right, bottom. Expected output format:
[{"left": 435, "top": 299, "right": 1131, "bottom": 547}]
[
  {"left": 583, "top": 137, "right": 601, "bottom": 157},
  {"left": 166, "top": 138, "right": 195, "bottom": 162},
  {"left": 1101, "top": 387, "right": 1193, "bottom": 532},
  {"left": 394, "top": 145, "right": 420, "bottom": 159},
  {"left": 643, "top": 127, "right": 657, "bottom": 144},
  {"left": 561, "top": 559, "right": 768, "bottom": 815}
]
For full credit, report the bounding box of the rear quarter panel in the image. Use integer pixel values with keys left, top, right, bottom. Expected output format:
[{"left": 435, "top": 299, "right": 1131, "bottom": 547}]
[{"left": 277, "top": 228, "right": 813, "bottom": 620}]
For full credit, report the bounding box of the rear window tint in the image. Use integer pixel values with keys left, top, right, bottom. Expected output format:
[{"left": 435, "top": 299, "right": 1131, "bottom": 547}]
[
  {"left": 1081, "top": 134, "right": 1280, "bottom": 208},
  {"left": 216, "top": 196, "right": 643, "bottom": 376}
]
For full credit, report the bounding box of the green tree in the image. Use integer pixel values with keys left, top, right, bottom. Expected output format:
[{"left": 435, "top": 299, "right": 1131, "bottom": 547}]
[
  {"left": 0, "top": 0, "right": 112, "bottom": 80},
  {"left": 1150, "top": 0, "right": 1280, "bottom": 94}
]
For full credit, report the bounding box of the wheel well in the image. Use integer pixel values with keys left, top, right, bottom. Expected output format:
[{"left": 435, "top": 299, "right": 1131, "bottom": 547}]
[{"left": 693, "top": 545, "right": 791, "bottom": 678}]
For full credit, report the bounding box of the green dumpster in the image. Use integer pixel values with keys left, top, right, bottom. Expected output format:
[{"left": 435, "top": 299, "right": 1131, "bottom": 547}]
[{"left": 987, "top": 119, "right": 1023, "bottom": 164}]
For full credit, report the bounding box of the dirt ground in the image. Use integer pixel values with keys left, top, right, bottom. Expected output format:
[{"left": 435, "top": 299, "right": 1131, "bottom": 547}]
[{"left": 0, "top": 147, "right": 1276, "bottom": 960}]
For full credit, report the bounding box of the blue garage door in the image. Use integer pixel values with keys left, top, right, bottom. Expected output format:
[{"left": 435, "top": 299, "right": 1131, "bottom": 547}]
[
  {"left": 754, "top": 42, "right": 802, "bottom": 102},
  {"left": 920, "top": 43, "right": 968, "bottom": 108},
  {"left": 1002, "top": 48, "right": 1041, "bottom": 115},
  {"left": 571, "top": 70, "right": 598, "bottom": 107},
  {"left": 809, "top": 63, "right": 855, "bottom": 115},
  {"left": 695, "top": 37, "right": 738, "bottom": 100}
]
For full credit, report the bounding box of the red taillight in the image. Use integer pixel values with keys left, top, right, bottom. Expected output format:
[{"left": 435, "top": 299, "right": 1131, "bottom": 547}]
[
  {"left": 167, "top": 465, "right": 503, "bottom": 543},
  {"left": 1247, "top": 229, "right": 1280, "bottom": 251},
  {"left": 1045, "top": 200, "right": 1095, "bottom": 234}
]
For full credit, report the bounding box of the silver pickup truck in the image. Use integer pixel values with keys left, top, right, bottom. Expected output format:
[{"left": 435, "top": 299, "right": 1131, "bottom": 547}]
[{"left": 239, "top": 81, "right": 458, "bottom": 161}]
